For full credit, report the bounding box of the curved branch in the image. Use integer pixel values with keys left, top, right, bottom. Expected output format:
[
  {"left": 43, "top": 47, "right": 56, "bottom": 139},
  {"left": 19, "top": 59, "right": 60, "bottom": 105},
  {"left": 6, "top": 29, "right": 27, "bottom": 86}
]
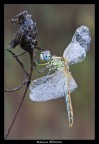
[
  {"left": 13, "top": 51, "right": 26, "bottom": 57},
  {"left": 4, "top": 50, "right": 33, "bottom": 140},
  {"left": 7, "top": 49, "right": 29, "bottom": 77},
  {"left": 4, "top": 79, "right": 29, "bottom": 92}
]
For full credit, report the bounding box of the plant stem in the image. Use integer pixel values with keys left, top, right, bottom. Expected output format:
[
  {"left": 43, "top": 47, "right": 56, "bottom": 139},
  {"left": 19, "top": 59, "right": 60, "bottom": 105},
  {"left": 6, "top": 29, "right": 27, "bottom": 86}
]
[{"left": 4, "top": 50, "right": 33, "bottom": 140}]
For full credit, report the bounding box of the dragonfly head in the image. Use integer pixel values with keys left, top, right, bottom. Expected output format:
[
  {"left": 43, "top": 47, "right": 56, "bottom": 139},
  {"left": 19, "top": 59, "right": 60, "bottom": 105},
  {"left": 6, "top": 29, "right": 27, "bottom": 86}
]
[{"left": 40, "top": 50, "right": 52, "bottom": 62}]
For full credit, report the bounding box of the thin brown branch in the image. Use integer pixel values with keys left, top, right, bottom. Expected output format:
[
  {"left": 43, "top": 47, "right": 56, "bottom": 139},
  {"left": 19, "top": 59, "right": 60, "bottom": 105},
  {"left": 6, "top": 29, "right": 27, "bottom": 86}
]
[
  {"left": 7, "top": 49, "right": 29, "bottom": 77},
  {"left": 4, "top": 79, "right": 29, "bottom": 92},
  {"left": 4, "top": 50, "right": 33, "bottom": 140},
  {"left": 4, "top": 11, "right": 39, "bottom": 139},
  {"left": 13, "top": 51, "right": 26, "bottom": 57}
]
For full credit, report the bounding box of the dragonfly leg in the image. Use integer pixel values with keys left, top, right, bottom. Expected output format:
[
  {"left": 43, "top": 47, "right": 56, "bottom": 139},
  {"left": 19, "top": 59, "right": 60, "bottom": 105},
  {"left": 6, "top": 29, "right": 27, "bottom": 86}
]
[
  {"left": 35, "top": 46, "right": 44, "bottom": 51},
  {"left": 34, "top": 56, "right": 43, "bottom": 64},
  {"left": 34, "top": 65, "right": 48, "bottom": 73}
]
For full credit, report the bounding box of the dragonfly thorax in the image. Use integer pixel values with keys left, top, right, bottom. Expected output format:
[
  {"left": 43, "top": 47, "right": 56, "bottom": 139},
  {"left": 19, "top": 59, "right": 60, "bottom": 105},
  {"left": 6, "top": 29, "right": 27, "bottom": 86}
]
[{"left": 49, "top": 56, "right": 69, "bottom": 72}]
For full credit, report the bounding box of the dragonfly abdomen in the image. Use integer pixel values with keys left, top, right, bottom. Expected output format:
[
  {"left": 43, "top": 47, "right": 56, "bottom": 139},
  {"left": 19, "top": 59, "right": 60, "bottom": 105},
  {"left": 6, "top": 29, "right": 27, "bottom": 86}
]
[
  {"left": 66, "top": 94, "right": 74, "bottom": 127},
  {"left": 64, "top": 69, "right": 74, "bottom": 127}
]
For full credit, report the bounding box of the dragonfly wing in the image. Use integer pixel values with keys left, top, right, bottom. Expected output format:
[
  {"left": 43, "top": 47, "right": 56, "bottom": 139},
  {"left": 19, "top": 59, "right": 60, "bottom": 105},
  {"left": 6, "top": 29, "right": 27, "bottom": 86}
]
[
  {"left": 29, "top": 71, "right": 77, "bottom": 102},
  {"left": 63, "top": 26, "right": 91, "bottom": 65}
]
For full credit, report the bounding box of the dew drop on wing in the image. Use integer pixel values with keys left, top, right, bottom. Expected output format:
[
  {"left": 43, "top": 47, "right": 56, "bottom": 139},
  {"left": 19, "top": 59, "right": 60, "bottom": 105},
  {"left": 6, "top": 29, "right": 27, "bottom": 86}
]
[
  {"left": 29, "top": 71, "right": 77, "bottom": 102},
  {"left": 63, "top": 26, "right": 91, "bottom": 65}
]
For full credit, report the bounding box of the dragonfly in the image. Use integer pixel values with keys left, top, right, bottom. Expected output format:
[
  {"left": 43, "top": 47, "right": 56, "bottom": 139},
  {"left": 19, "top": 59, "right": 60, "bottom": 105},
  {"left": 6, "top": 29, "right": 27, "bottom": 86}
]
[{"left": 29, "top": 25, "right": 91, "bottom": 127}]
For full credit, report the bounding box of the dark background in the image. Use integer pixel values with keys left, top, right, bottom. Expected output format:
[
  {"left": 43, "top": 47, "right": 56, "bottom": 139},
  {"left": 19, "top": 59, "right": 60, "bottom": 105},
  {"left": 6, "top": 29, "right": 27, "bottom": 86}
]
[{"left": 4, "top": 4, "right": 95, "bottom": 139}]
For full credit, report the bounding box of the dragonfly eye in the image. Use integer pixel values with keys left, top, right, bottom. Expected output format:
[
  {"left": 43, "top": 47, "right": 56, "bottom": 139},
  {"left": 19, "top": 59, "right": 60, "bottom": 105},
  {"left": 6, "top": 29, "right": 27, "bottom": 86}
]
[
  {"left": 40, "top": 50, "right": 52, "bottom": 61},
  {"left": 40, "top": 52, "right": 44, "bottom": 61}
]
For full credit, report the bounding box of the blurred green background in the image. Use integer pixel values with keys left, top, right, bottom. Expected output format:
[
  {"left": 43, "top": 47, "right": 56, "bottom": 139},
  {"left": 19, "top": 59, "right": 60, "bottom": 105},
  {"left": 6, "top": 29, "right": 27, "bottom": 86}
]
[{"left": 4, "top": 4, "right": 95, "bottom": 140}]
